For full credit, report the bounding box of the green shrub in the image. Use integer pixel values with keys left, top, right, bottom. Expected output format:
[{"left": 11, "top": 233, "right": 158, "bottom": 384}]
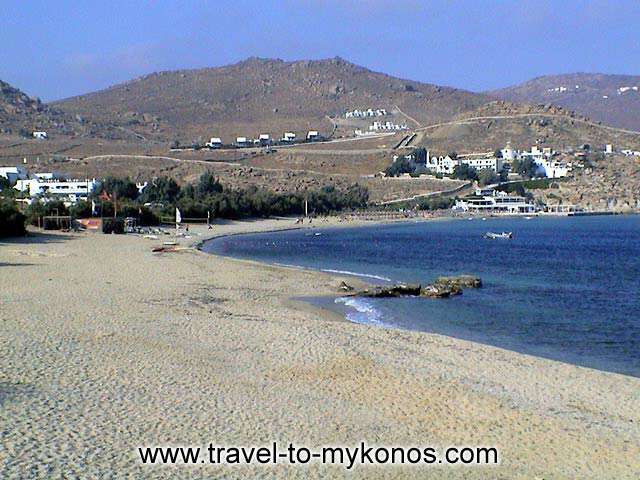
[
  {"left": 102, "top": 218, "right": 125, "bottom": 234},
  {"left": 0, "top": 200, "right": 26, "bottom": 237}
]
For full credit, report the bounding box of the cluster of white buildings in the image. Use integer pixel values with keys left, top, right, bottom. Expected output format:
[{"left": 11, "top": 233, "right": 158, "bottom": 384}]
[
  {"left": 205, "top": 131, "right": 320, "bottom": 149},
  {"left": 0, "top": 166, "right": 98, "bottom": 205},
  {"left": 369, "top": 121, "right": 408, "bottom": 132},
  {"left": 453, "top": 188, "right": 536, "bottom": 214},
  {"left": 345, "top": 108, "right": 387, "bottom": 119},
  {"left": 395, "top": 143, "right": 572, "bottom": 179},
  {"left": 423, "top": 152, "right": 504, "bottom": 176}
]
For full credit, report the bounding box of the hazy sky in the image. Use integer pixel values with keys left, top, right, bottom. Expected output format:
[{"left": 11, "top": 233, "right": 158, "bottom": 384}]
[{"left": 2, "top": 0, "right": 639, "bottom": 101}]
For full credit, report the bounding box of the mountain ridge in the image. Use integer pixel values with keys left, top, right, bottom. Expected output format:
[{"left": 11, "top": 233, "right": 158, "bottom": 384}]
[{"left": 489, "top": 72, "right": 640, "bottom": 131}]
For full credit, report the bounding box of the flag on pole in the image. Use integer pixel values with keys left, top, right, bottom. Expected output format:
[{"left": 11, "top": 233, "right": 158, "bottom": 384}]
[
  {"left": 175, "top": 207, "right": 182, "bottom": 224},
  {"left": 91, "top": 200, "right": 97, "bottom": 215}
]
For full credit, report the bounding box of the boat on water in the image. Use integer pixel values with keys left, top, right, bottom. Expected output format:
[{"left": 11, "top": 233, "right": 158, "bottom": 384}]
[{"left": 484, "top": 231, "right": 513, "bottom": 239}]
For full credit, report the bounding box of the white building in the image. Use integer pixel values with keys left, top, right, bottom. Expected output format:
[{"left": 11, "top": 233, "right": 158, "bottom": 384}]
[
  {"left": 426, "top": 155, "right": 458, "bottom": 175},
  {"left": 369, "top": 121, "right": 407, "bottom": 131},
  {"left": 307, "top": 131, "right": 320, "bottom": 141},
  {"left": 605, "top": 144, "right": 613, "bottom": 154},
  {"left": 258, "top": 133, "right": 271, "bottom": 146},
  {"left": 458, "top": 155, "right": 504, "bottom": 173},
  {"left": 14, "top": 177, "right": 99, "bottom": 204},
  {"left": 0, "top": 166, "right": 28, "bottom": 185},
  {"left": 32, "top": 131, "right": 48, "bottom": 140},
  {"left": 425, "top": 154, "right": 503, "bottom": 175},
  {"left": 454, "top": 191, "right": 536, "bottom": 214},
  {"left": 206, "top": 137, "right": 222, "bottom": 149},
  {"left": 535, "top": 159, "right": 569, "bottom": 178},
  {"left": 281, "top": 132, "right": 296, "bottom": 142},
  {"left": 345, "top": 108, "right": 387, "bottom": 118},
  {"left": 235, "top": 136, "right": 249, "bottom": 147},
  {"left": 621, "top": 149, "right": 640, "bottom": 157}
]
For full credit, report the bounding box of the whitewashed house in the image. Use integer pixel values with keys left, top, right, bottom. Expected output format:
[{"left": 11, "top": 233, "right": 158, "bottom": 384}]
[
  {"left": 458, "top": 154, "right": 504, "bottom": 173},
  {"left": 206, "top": 137, "right": 222, "bottom": 149},
  {"left": 0, "top": 166, "right": 28, "bottom": 185},
  {"left": 258, "top": 134, "right": 271, "bottom": 146},
  {"left": 307, "top": 131, "right": 320, "bottom": 141},
  {"left": 281, "top": 132, "right": 296, "bottom": 142},
  {"left": 235, "top": 137, "right": 249, "bottom": 147},
  {"left": 32, "top": 131, "right": 48, "bottom": 140},
  {"left": 426, "top": 155, "right": 458, "bottom": 175},
  {"left": 15, "top": 177, "right": 99, "bottom": 204}
]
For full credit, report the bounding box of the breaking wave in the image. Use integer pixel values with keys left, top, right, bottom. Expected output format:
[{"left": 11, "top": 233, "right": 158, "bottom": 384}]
[{"left": 335, "top": 297, "right": 391, "bottom": 327}]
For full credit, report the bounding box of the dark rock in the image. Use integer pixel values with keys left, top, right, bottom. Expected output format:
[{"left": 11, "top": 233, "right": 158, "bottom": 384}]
[
  {"left": 357, "top": 284, "right": 421, "bottom": 298},
  {"left": 435, "top": 275, "right": 482, "bottom": 289},
  {"left": 339, "top": 281, "right": 354, "bottom": 292}
]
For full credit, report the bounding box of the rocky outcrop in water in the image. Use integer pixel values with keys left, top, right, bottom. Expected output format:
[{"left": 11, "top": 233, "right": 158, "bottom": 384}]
[{"left": 343, "top": 275, "right": 482, "bottom": 299}]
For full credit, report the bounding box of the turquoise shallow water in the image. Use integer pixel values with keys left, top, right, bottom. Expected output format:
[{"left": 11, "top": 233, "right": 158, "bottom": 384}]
[{"left": 203, "top": 215, "right": 640, "bottom": 377}]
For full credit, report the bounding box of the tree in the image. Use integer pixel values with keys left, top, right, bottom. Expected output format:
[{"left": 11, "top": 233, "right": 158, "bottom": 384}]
[
  {"left": 196, "top": 172, "right": 223, "bottom": 197},
  {"left": 0, "top": 176, "right": 11, "bottom": 191},
  {"left": 97, "top": 176, "right": 139, "bottom": 200},
  {"left": 478, "top": 168, "right": 499, "bottom": 186},
  {"left": 512, "top": 158, "right": 538, "bottom": 179},
  {"left": 0, "top": 200, "right": 26, "bottom": 237},
  {"left": 452, "top": 163, "right": 478, "bottom": 181},
  {"left": 140, "top": 177, "right": 180, "bottom": 203},
  {"left": 494, "top": 148, "right": 503, "bottom": 159}
]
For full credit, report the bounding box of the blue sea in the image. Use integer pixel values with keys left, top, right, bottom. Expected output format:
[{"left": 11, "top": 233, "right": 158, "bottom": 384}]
[{"left": 202, "top": 215, "right": 640, "bottom": 377}]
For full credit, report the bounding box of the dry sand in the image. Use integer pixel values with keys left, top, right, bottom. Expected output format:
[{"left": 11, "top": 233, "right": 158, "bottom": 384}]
[{"left": 1, "top": 219, "right": 639, "bottom": 479}]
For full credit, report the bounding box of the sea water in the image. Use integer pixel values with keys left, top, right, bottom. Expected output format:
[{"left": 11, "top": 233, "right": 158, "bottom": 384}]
[{"left": 202, "top": 215, "right": 640, "bottom": 377}]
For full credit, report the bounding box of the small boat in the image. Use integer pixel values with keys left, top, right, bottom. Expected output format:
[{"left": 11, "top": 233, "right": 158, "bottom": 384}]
[
  {"left": 484, "top": 231, "right": 513, "bottom": 240},
  {"left": 314, "top": 232, "right": 322, "bottom": 236},
  {"left": 163, "top": 240, "right": 178, "bottom": 246}
]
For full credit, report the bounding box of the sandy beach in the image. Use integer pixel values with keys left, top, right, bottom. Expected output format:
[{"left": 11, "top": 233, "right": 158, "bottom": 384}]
[{"left": 1, "top": 218, "right": 639, "bottom": 479}]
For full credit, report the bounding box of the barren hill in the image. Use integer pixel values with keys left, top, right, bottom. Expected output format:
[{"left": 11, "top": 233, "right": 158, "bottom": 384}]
[
  {"left": 0, "top": 79, "right": 140, "bottom": 141},
  {"left": 489, "top": 73, "right": 640, "bottom": 132},
  {"left": 52, "top": 57, "right": 490, "bottom": 143},
  {"left": 408, "top": 101, "right": 640, "bottom": 154}
]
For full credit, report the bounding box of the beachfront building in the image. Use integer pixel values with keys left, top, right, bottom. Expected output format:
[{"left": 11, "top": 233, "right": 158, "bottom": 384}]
[
  {"left": 14, "top": 177, "right": 99, "bottom": 204},
  {"left": 0, "top": 165, "right": 28, "bottom": 185},
  {"left": 454, "top": 190, "right": 536, "bottom": 214}
]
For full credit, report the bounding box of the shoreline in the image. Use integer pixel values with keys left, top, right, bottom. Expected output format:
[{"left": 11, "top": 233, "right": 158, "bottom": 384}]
[
  {"left": 197, "top": 215, "right": 640, "bottom": 379},
  {"left": 2, "top": 218, "right": 639, "bottom": 478}
]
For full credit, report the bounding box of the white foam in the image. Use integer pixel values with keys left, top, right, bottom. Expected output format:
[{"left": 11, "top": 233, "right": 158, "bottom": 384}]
[
  {"left": 321, "top": 268, "right": 392, "bottom": 282},
  {"left": 335, "top": 297, "right": 391, "bottom": 327}
]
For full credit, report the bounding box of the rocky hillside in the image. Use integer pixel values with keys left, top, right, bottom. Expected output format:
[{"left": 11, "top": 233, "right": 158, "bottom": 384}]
[
  {"left": 410, "top": 101, "right": 640, "bottom": 154},
  {"left": 52, "top": 57, "right": 490, "bottom": 143},
  {"left": 0, "top": 79, "right": 138, "bottom": 141},
  {"left": 489, "top": 73, "right": 640, "bottom": 132}
]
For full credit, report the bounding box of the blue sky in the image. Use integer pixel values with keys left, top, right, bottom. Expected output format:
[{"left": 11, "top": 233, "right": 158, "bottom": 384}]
[{"left": 1, "top": 0, "right": 639, "bottom": 101}]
